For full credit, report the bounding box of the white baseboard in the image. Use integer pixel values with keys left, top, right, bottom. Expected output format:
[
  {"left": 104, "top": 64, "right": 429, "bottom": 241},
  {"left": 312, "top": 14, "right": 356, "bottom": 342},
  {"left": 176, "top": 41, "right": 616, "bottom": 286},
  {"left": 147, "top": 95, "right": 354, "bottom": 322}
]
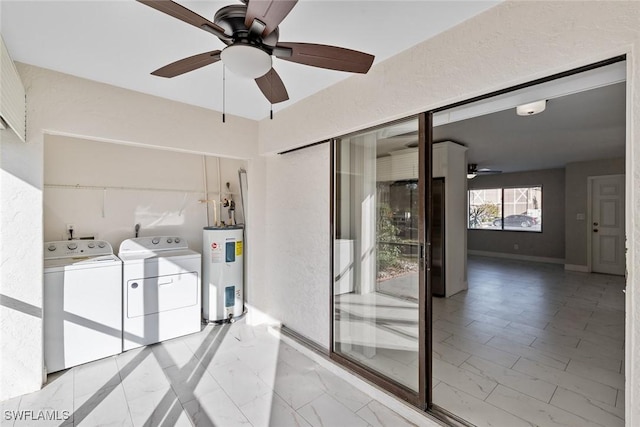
[
  {"left": 468, "top": 250, "right": 565, "bottom": 265},
  {"left": 564, "top": 264, "right": 590, "bottom": 272}
]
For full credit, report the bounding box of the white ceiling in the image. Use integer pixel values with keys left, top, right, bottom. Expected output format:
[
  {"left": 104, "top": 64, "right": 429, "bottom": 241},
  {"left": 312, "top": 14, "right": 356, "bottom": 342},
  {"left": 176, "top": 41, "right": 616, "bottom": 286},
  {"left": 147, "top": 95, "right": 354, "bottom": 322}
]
[
  {"left": 373, "top": 62, "right": 626, "bottom": 173},
  {"left": 434, "top": 82, "right": 626, "bottom": 173},
  {"left": 0, "top": 0, "right": 500, "bottom": 120},
  {"left": 2, "top": 1, "right": 625, "bottom": 173}
]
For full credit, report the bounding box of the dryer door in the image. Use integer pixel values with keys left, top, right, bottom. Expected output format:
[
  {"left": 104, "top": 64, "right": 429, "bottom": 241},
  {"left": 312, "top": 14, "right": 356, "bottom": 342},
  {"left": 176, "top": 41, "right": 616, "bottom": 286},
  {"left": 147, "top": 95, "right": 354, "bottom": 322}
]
[{"left": 127, "top": 272, "right": 198, "bottom": 318}]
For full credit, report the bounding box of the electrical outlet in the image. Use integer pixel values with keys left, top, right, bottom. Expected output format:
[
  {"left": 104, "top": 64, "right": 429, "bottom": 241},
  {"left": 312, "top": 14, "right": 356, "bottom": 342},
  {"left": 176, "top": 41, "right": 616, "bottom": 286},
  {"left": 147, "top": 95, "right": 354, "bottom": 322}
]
[
  {"left": 65, "top": 224, "right": 75, "bottom": 239},
  {"left": 514, "top": 243, "right": 519, "bottom": 250}
]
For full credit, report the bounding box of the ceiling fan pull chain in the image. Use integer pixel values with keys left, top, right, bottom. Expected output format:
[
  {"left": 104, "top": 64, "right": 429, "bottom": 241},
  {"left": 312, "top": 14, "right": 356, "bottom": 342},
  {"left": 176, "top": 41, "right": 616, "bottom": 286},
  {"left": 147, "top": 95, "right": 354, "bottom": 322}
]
[
  {"left": 269, "top": 72, "right": 273, "bottom": 120},
  {"left": 222, "top": 65, "right": 226, "bottom": 123}
]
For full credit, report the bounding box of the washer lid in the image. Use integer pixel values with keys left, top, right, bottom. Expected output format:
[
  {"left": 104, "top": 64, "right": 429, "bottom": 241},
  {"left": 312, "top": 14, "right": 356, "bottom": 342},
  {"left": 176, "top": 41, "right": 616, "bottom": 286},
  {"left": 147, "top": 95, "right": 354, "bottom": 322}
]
[{"left": 44, "top": 254, "right": 121, "bottom": 271}]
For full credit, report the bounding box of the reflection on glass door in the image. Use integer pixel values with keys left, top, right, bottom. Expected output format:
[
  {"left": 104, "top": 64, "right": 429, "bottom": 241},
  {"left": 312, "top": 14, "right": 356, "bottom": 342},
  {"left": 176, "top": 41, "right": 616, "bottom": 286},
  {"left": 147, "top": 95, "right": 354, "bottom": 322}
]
[{"left": 333, "top": 118, "right": 421, "bottom": 394}]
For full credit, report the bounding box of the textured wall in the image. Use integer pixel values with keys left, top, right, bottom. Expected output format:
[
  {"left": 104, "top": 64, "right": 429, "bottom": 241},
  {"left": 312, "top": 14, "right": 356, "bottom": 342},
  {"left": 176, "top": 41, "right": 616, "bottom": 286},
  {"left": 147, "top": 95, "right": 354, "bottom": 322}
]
[
  {"left": 259, "top": 2, "right": 639, "bottom": 155},
  {"left": 243, "top": 156, "right": 271, "bottom": 325},
  {"left": 564, "top": 158, "right": 625, "bottom": 267},
  {"left": 256, "top": 2, "right": 640, "bottom": 423},
  {"left": 263, "top": 144, "right": 330, "bottom": 348},
  {"left": 468, "top": 168, "right": 565, "bottom": 260},
  {"left": 43, "top": 134, "right": 247, "bottom": 252},
  {"left": 0, "top": 64, "right": 258, "bottom": 400},
  {"left": 0, "top": 128, "right": 43, "bottom": 400},
  {"left": 18, "top": 64, "right": 258, "bottom": 159}
]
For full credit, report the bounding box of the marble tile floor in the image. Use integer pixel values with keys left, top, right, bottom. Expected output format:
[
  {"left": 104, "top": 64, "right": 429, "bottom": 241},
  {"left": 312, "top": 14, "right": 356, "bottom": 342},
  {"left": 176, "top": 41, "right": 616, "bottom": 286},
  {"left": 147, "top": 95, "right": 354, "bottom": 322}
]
[
  {"left": 435, "top": 256, "right": 626, "bottom": 427},
  {"left": 2, "top": 256, "right": 626, "bottom": 427},
  {"left": 0, "top": 322, "right": 425, "bottom": 427},
  {"left": 337, "top": 255, "right": 626, "bottom": 427}
]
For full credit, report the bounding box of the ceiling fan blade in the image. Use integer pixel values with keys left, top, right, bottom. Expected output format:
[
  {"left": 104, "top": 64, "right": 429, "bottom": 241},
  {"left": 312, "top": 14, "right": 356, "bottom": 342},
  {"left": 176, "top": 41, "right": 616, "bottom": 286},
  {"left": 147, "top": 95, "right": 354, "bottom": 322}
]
[
  {"left": 245, "top": 0, "right": 298, "bottom": 37},
  {"left": 151, "top": 50, "right": 221, "bottom": 78},
  {"left": 137, "top": 0, "right": 228, "bottom": 39},
  {"left": 255, "top": 68, "right": 289, "bottom": 104},
  {"left": 275, "top": 42, "right": 374, "bottom": 74}
]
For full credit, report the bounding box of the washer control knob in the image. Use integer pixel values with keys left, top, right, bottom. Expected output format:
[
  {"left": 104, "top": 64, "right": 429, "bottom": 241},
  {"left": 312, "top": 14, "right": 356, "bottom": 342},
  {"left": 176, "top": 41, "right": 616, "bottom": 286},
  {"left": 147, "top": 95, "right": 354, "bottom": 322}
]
[
  {"left": 174, "top": 238, "right": 181, "bottom": 244},
  {"left": 87, "top": 242, "right": 95, "bottom": 248},
  {"left": 67, "top": 242, "right": 78, "bottom": 250},
  {"left": 152, "top": 238, "right": 160, "bottom": 245},
  {"left": 97, "top": 242, "right": 106, "bottom": 248},
  {"left": 48, "top": 244, "right": 57, "bottom": 252},
  {"left": 167, "top": 238, "right": 173, "bottom": 244}
]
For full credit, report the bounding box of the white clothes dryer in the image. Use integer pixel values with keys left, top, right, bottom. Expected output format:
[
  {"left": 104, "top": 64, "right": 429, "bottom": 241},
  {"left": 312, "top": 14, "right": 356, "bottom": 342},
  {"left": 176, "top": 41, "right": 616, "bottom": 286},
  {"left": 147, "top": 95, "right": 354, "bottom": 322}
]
[
  {"left": 119, "top": 236, "right": 201, "bottom": 351},
  {"left": 43, "top": 240, "right": 122, "bottom": 373}
]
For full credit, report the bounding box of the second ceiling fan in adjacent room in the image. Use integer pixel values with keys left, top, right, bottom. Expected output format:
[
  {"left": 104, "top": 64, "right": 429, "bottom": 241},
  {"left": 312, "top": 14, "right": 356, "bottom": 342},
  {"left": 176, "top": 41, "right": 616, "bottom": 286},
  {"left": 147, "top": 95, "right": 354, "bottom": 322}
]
[{"left": 467, "top": 163, "right": 502, "bottom": 179}]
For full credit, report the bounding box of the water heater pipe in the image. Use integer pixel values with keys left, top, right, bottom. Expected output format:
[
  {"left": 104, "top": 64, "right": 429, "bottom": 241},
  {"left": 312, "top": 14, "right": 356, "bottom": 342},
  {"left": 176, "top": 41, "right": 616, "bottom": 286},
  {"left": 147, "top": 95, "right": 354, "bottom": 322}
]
[
  {"left": 202, "top": 156, "right": 210, "bottom": 227},
  {"left": 217, "top": 157, "right": 222, "bottom": 226}
]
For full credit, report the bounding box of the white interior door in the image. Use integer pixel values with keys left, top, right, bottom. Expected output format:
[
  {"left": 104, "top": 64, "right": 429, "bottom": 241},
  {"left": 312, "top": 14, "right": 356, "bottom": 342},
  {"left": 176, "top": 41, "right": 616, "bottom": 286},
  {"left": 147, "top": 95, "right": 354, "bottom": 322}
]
[{"left": 591, "top": 174, "right": 625, "bottom": 275}]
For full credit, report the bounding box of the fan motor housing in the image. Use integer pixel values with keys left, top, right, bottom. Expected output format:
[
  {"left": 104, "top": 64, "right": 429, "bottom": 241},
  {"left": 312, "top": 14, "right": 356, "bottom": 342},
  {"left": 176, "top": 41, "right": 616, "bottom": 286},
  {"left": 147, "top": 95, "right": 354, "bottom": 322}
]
[{"left": 214, "top": 5, "right": 279, "bottom": 47}]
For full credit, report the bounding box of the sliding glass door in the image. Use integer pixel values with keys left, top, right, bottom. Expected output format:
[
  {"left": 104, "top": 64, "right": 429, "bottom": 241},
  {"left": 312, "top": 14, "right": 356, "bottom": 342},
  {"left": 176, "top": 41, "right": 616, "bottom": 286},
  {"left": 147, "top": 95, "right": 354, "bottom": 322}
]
[{"left": 331, "top": 115, "right": 431, "bottom": 407}]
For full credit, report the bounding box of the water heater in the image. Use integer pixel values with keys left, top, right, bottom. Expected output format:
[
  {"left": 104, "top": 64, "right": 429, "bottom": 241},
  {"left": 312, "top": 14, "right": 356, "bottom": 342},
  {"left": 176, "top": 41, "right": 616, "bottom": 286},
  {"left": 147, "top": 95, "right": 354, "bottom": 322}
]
[{"left": 202, "top": 226, "right": 244, "bottom": 322}]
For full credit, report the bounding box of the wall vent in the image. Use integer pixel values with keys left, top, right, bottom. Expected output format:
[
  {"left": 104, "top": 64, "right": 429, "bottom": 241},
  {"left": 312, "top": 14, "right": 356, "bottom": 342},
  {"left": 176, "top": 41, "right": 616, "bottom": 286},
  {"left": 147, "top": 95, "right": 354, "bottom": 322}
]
[{"left": 1, "top": 35, "right": 26, "bottom": 142}]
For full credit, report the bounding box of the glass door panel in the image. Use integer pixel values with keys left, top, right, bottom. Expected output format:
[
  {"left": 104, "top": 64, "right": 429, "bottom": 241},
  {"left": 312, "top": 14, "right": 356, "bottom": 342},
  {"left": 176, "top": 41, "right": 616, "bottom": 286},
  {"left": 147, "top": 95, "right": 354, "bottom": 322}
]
[{"left": 333, "top": 118, "right": 420, "bottom": 392}]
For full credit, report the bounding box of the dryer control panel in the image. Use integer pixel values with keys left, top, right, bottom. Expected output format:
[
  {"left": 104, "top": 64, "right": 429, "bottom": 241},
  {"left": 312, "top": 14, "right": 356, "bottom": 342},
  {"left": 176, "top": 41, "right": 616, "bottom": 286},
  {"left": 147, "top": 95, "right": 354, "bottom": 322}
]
[
  {"left": 119, "top": 236, "right": 188, "bottom": 254},
  {"left": 44, "top": 240, "right": 114, "bottom": 259}
]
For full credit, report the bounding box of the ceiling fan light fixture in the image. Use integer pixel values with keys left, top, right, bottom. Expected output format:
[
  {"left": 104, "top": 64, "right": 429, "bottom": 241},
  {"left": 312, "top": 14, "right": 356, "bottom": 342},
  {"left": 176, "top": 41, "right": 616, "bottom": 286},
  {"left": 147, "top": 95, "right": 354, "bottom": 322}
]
[
  {"left": 220, "top": 44, "right": 272, "bottom": 79},
  {"left": 516, "top": 100, "right": 546, "bottom": 116}
]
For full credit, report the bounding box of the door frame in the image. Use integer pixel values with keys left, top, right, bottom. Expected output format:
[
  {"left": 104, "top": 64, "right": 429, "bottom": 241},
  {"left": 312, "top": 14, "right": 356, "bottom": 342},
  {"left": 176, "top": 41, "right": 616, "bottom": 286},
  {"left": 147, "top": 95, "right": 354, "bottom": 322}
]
[
  {"left": 329, "top": 113, "right": 431, "bottom": 409},
  {"left": 328, "top": 54, "right": 628, "bottom": 423},
  {"left": 587, "top": 174, "right": 626, "bottom": 274},
  {"left": 419, "top": 112, "right": 433, "bottom": 409}
]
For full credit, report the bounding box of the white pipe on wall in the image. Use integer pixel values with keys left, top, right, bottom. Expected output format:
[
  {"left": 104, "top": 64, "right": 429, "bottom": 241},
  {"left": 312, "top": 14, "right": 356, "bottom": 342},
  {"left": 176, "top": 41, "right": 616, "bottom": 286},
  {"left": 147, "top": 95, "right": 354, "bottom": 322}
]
[
  {"left": 44, "top": 184, "right": 203, "bottom": 193},
  {"left": 217, "top": 156, "right": 222, "bottom": 226},
  {"left": 202, "top": 156, "right": 210, "bottom": 227}
]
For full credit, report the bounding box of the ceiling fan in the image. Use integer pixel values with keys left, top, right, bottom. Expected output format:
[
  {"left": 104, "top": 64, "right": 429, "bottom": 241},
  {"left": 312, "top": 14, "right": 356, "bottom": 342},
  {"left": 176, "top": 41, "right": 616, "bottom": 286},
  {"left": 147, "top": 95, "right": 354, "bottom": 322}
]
[
  {"left": 467, "top": 163, "right": 502, "bottom": 179},
  {"left": 137, "top": 0, "right": 375, "bottom": 105}
]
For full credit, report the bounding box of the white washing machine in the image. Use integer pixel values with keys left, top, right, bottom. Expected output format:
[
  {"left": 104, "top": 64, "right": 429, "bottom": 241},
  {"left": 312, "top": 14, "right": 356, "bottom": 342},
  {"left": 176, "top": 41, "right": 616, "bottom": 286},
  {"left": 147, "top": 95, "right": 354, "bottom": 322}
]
[
  {"left": 119, "top": 236, "right": 201, "bottom": 351},
  {"left": 43, "top": 240, "right": 122, "bottom": 373}
]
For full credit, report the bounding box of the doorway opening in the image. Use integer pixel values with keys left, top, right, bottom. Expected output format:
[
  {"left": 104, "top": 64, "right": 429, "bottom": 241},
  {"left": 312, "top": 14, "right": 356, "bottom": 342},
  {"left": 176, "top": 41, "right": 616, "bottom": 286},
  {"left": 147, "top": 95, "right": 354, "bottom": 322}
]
[
  {"left": 430, "top": 61, "right": 627, "bottom": 426},
  {"left": 330, "top": 56, "right": 627, "bottom": 427}
]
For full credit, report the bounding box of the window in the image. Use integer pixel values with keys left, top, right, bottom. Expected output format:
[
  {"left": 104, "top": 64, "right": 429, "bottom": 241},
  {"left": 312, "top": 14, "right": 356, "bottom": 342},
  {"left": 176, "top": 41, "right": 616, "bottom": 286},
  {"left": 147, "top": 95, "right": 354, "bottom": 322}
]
[{"left": 468, "top": 186, "right": 542, "bottom": 232}]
